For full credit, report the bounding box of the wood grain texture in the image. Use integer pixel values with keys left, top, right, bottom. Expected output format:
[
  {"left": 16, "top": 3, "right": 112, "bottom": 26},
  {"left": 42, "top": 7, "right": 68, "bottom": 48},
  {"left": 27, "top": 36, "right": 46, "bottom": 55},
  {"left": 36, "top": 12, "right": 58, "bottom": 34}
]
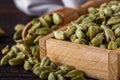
[
  {"left": 109, "top": 49, "right": 120, "bottom": 80},
  {"left": 46, "top": 38, "right": 120, "bottom": 80}
]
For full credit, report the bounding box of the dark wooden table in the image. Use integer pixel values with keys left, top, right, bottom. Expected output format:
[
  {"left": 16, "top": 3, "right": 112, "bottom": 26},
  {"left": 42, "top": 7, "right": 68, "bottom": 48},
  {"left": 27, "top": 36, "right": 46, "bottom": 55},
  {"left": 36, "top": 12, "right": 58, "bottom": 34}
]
[{"left": 0, "top": 0, "right": 40, "bottom": 80}]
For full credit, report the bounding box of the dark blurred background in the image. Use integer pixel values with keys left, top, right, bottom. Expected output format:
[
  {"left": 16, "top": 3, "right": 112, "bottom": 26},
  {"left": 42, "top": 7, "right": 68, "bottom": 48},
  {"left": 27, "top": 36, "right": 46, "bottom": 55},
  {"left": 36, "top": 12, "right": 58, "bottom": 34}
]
[{"left": 0, "top": 0, "right": 40, "bottom": 80}]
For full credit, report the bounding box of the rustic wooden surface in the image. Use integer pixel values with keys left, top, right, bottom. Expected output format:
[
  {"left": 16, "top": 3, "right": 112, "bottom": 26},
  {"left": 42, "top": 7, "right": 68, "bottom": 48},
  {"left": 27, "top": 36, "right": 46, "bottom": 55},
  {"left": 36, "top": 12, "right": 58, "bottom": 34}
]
[{"left": 0, "top": 0, "right": 41, "bottom": 80}]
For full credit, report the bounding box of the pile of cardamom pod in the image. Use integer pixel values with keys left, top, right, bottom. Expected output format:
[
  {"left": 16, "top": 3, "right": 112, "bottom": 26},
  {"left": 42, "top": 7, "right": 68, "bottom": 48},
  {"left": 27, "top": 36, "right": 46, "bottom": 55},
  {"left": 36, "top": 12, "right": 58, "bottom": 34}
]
[
  {"left": 0, "top": 13, "right": 87, "bottom": 80},
  {"left": 54, "top": 1, "right": 120, "bottom": 50}
]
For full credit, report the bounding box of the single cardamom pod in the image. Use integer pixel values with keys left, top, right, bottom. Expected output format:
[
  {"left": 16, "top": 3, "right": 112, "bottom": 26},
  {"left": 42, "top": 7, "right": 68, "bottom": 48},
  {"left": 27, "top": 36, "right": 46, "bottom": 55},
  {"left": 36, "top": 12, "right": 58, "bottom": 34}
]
[
  {"left": 54, "top": 31, "right": 65, "bottom": 40},
  {"left": 75, "top": 27, "right": 85, "bottom": 39},
  {"left": 64, "top": 70, "right": 83, "bottom": 78},
  {"left": 91, "top": 33, "right": 104, "bottom": 46},
  {"left": 1, "top": 45, "right": 10, "bottom": 55},
  {"left": 115, "top": 37, "right": 120, "bottom": 47},
  {"left": 87, "top": 24, "right": 99, "bottom": 40},
  {"left": 28, "top": 57, "right": 39, "bottom": 65},
  {"left": 14, "top": 24, "right": 24, "bottom": 32},
  {"left": 65, "top": 25, "right": 76, "bottom": 38},
  {"left": 74, "top": 38, "right": 87, "bottom": 44},
  {"left": 108, "top": 40, "right": 117, "bottom": 50},
  {"left": 70, "top": 34, "right": 77, "bottom": 42},
  {"left": 24, "top": 60, "right": 33, "bottom": 71},
  {"left": 104, "top": 6, "right": 113, "bottom": 16},
  {"left": 39, "top": 17, "right": 49, "bottom": 27},
  {"left": 39, "top": 71, "right": 50, "bottom": 79},
  {"left": 114, "top": 27, "right": 120, "bottom": 37},
  {"left": 100, "top": 44, "right": 107, "bottom": 49},
  {"left": 28, "top": 22, "right": 41, "bottom": 34},
  {"left": 51, "top": 25, "right": 59, "bottom": 30},
  {"left": 8, "top": 57, "right": 25, "bottom": 66},
  {"left": 107, "top": 16, "right": 120, "bottom": 25},
  {"left": 104, "top": 29, "right": 115, "bottom": 43},
  {"left": 59, "top": 65, "right": 74, "bottom": 72},
  {"left": 48, "top": 72, "right": 56, "bottom": 80},
  {"left": 32, "top": 63, "right": 41, "bottom": 71},
  {"left": 40, "top": 56, "right": 50, "bottom": 67},
  {"left": 57, "top": 74, "right": 66, "bottom": 80},
  {"left": 52, "top": 13, "right": 63, "bottom": 25},
  {"left": 35, "top": 27, "right": 51, "bottom": 36},
  {"left": 112, "top": 23, "right": 120, "bottom": 30},
  {"left": 0, "top": 54, "right": 11, "bottom": 66},
  {"left": 44, "top": 14, "right": 52, "bottom": 25}
]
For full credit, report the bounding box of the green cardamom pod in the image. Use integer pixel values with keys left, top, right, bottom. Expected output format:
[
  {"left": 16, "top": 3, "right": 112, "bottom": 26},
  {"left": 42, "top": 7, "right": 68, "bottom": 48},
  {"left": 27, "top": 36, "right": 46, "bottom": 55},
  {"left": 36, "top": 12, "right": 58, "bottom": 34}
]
[
  {"left": 14, "top": 24, "right": 24, "bottom": 32},
  {"left": 35, "top": 27, "right": 51, "bottom": 36},
  {"left": 8, "top": 57, "right": 25, "bottom": 66},
  {"left": 115, "top": 37, "right": 120, "bottom": 47},
  {"left": 104, "top": 6, "right": 113, "bottom": 17},
  {"left": 65, "top": 25, "right": 76, "bottom": 38},
  {"left": 11, "top": 45, "right": 20, "bottom": 54},
  {"left": 32, "top": 63, "right": 41, "bottom": 71},
  {"left": 52, "top": 13, "right": 63, "bottom": 25},
  {"left": 32, "top": 18, "right": 40, "bottom": 25},
  {"left": 40, "top": 56, "right": 50, "bottom": 67},
  {"left": 33, "top": 36, "right": 43, "bottom": 44},
  {"left": 33, "top": 66, "right": 54, "bottom": 76},
  {"left": 39, "top": 71, "right": 50, "bottom": 79},
  {"left": 74, "top": 15, "right": 85, "bottom": 24},
  {"left": 13, "top": 30, "right": 22, "bottom": 40},
  {"left": 28, "top": 57, "right": 39, "bottom": 65},
  {"left": 104, "top": 29, "right": 115, "bottom": 43},
  {"left": 2, "top": 45, "right": 10, "bottom": 55},
  {"left": 28, "top": 22, "right": 41, "bottom": 34},
  {"left": 64, "top": 70, "right": 83, "bottom": 78},
  {"left": 50, "top": 61, "right": 56, "bottom": 69},
  {"left": 0, "top": 54, "right": 11, "bottom": 66},
  {"left": 70, "top": 34, "right": 77, "bottom": 42},
  {"left": 100, "top": 44, "right": 107, "bottom": 49},
  {"left": 108, "top": 40, "right": 117, "bottom": 50},
  {"left": 59, "top": 65, "right": 74, "bottom": 72},
  {"left": 51, "top": 25, "right": 59, "bottom": 30},
  {"left": 48, "top": 72, "right": 56, "bottom": 80},
  {"left": 54, "top": 31, "right": 65, "bottom": 40},
  {"left": 114, "top": 27, "right": 120, "bottom": 37},
  {"left": 44, "top": 14, "right": 52, "bottom": 25},
  {"left": 39, "top": 17, "right": 49, "bottom": 27},
  {"left": 55, "top": 70, "right": 66, "bottom": 75},
  {"left": 107, "top": 16, "right": 120, "bottom": 25},
  {"left": 57, "top": 74, "right": 66, "bottom": 80},
  {"left": 16, "top": 52, "right": 26, "bottom": 59},
  {"left": 91, "top": 33, "right": 104, "bottom": 46},
  {"left": 74, "top": 38, "right": 87, "bottom": 44},
  {"left": 24, "top": 60, "right": 33, "bottom": 71},
  {"left": 87, "top": 23, "right": 100, "bottom": 40},
  {"left": 112, "top": 23, "right": 120, "bottom": 30},
  {"left": 75, "top": 27, "right": 85, "bottom": 38}
]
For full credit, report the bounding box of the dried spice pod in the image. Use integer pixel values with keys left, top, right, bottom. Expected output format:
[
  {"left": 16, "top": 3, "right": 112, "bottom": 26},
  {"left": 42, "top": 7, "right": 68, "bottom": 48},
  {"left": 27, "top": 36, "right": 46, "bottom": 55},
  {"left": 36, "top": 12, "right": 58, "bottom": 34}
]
[
  {"left": 24, "top": 60, "right": 33, "bottom": 71},
  {"left": 48, "top": 72, "right": 56, "bottom": 80}
]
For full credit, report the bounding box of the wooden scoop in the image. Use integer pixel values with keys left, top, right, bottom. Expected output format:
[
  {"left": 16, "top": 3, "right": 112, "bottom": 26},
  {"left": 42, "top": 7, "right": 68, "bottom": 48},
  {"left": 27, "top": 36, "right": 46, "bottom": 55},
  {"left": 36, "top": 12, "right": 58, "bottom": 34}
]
[{"left": 22, "top": 7, "right": 81, "bottom": 39}]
